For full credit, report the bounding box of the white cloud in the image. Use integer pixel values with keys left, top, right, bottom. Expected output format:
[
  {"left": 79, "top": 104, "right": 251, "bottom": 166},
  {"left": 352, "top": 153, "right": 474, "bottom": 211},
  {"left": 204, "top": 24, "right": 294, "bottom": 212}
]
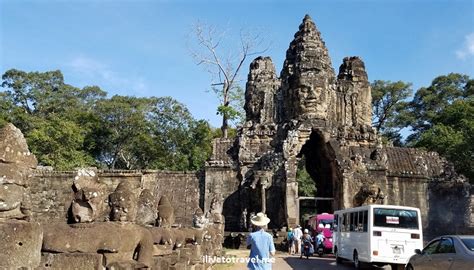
[
  {"left": 66, "top": 55, "right": 149, "bottom": 95},
  {"left": 456, "top": 33, "right": 474, "bottom": 60}
]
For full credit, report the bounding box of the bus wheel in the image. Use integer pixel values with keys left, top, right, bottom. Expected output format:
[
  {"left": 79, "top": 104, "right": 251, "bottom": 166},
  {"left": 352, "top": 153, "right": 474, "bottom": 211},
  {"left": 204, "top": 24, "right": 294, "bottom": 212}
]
[
  {"left": 405, "top": 264, "right": 414, "bottom": 270},
  {"left": 353, "top": 251, "right": 361, "bottom": 269},
  {"left": 335, "top": 247, "right": 342, "bottom": 263}
]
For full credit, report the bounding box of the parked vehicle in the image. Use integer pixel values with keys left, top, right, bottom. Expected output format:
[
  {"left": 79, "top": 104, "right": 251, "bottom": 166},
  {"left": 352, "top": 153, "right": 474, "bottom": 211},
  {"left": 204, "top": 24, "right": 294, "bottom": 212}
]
[
  {"left": 333, "top": 205, "right": 423, "bottom": 270},
  {"left": 308, "top": 212, "right": 334, "bottom": 256},
  {"left": 406, "top": 235, "right": 474, "bottom": 270}
]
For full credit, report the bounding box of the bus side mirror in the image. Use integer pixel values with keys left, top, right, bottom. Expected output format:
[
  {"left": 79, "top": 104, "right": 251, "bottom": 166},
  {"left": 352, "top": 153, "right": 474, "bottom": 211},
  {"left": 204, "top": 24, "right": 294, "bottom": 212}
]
[{"left": 415, "top": 249, "right": 422, "bottom": 255}]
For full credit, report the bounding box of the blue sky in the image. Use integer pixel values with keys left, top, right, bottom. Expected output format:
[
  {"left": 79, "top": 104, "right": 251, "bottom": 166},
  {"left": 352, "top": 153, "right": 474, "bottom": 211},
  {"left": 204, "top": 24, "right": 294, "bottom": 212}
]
[{"left": 1, "top": 0, "right": 473, "bottom": 127}]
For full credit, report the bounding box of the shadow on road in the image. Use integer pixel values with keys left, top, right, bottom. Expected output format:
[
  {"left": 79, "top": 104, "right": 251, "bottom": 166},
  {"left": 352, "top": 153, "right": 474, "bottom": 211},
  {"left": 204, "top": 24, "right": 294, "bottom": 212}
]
[{"left": 282, "top": 255, "right": 391, "bottom": 270}]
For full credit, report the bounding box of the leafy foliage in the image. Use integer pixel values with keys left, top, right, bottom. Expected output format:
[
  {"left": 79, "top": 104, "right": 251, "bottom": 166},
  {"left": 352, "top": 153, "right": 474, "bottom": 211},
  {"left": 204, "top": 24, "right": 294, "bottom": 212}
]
[
  {"left": 372, "top": 73, "right": 473, "bottom": 183},
  {"left": 414, "top": 97, "right": 474, "bottom": 182},
  {"left": 371, "top": 80, "right": 412, "bottom": 146},
  {"left": 406, "top": 73, "right": 472, "bottom": 143},
  {"left": 297, "top": 158, "right": 316, "bottom": 197},
  {"left": 1, "top": 69, "right": 214, "bottom": 171}
]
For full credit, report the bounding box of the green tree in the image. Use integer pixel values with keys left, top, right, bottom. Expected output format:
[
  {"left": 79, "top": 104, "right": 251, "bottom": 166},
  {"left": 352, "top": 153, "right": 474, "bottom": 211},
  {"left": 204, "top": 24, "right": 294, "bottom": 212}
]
[
  {"left": 27, "top": 117, "right": 96, "bottom": 169},
  {"left": 1, "top": 69, "right": 104, "bottom": 169},
  {"left": 371, "top": 80, "right": 412, "bottom": 145},
  {"left": 402, "top": 73, "right": 473, "bottom": 183},
  {"left": 1, "top": 69, "right": 216, "bottom": 171},
  {"left": 92, "top": 95, "right": 156, "bottom": 169},
  {"left": 297, "top": 158, "right": 316, "bottom": 197},
  {"left": 414, "top": 98, "right": 474, "bottom": 182},
  {"left": 406, "top": 73, "right": 472, "bottom": 143}
]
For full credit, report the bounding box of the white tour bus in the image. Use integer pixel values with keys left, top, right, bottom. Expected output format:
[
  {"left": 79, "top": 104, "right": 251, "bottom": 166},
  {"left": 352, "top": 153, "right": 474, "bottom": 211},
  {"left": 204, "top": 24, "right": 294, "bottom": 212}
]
[{"left": 333, "top": 204, "right": 423, "bottom": 270}]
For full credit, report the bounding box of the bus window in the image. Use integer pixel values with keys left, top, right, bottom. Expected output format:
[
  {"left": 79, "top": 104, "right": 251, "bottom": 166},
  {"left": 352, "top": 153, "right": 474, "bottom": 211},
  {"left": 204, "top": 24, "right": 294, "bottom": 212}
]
[
  {"left": 357, "top": 211, "right": 363, "bottom": 232},
  {"left": 373, "top": 208, "right": 419, "bottom": 229},
  {"left": 343, "top": 213, "right": 348, "bottom": 232},
  {"left": 350, "top": 212, "right": 358, "bottom": 232},
  {"left": 334, "top": 214, "right": 339, "bottom": 231},
  {"left": 362, "top": 210, "right": 368, "bottom": 232}
]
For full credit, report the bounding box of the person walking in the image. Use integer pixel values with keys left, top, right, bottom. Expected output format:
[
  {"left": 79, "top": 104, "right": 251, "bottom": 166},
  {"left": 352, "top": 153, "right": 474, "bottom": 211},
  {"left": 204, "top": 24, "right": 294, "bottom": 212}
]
[
  {"left": 292, "top": 225, "right": 303, "bottom": 254},
  {"left": 300, "top": 228, "right": 314, "bottom": 258},
  {"left": 246, "top": 212, "right": 276, "bottom": 270},
  {"left": 287, "top": 228, "right": 295, "bottom": 255},
  {"left": 315, "top": 231, "right": 325, "bottom": 249}
]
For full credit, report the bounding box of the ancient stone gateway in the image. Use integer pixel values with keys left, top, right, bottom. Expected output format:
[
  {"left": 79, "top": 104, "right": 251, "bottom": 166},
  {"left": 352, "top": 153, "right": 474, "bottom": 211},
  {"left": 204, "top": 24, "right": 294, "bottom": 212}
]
[{"left": 204, "top": 15, "right": 472, "bottom": 235}]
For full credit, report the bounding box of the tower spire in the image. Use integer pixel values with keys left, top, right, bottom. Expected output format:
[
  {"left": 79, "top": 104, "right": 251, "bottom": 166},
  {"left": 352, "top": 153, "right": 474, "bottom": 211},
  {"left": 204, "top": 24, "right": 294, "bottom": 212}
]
[{"left": 278, "top": 15, "right": 336, "bottom": 122}]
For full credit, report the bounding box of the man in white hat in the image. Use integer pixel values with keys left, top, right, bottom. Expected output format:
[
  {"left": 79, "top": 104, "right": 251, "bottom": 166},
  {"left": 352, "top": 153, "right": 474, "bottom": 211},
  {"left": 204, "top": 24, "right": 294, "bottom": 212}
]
[{"left": 246, "top": 212, "right": 276, "bottom": 270}]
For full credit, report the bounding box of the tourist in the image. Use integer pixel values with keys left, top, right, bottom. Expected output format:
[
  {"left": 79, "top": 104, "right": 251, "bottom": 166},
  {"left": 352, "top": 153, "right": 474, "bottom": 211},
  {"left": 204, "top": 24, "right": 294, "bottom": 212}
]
[
  {"left": 292, "top": 225, "right": 303, "bottom": 254},
  {"left": 300, "top": 228, "right": 313, "bottom": 258},
  {"left": 315, "top": 231, "right": 325, "bottom": 249},
  {"left": 287, "top": 228, "right": 295, "bottom": 255},
  {"left": 246, "top": 212, "right": 276, "bottom": 270}
]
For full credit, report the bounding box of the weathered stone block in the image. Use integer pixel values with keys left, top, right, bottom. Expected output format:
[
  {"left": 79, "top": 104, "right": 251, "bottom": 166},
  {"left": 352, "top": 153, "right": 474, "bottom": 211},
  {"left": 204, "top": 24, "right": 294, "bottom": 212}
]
[
  {"left": 0, "top": 221, "right": 42, "bottom": 269},
  {"left": 169, "top": 250, "right": 180, "bottom": 265},
  {"left": 153, "top": 256, "right": 170, "bottom": 270},
  {"left": 188, "top": 263, "right": 204, "bottom": 270},
  {"left": 169, "top": 262, "right": 186, "bottom": 270},
  {"left": 39, "top": 253, "right": 103, "bottom": 270},
  {"left": 42, "top": 222, "right": 153, "bottom": 268},
  {"left": 153, "top": 245, "right": 173, "bottom": 256}
]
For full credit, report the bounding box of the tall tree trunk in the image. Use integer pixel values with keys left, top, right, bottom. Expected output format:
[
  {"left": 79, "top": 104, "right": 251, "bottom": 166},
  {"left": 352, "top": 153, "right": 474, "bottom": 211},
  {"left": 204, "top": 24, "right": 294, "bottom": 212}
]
[
  {"left": 221, "top": 81, "right": 229, "bottom": 138},
  {"left": 221, "top": 115, "right": 228, "bottom": 138}
]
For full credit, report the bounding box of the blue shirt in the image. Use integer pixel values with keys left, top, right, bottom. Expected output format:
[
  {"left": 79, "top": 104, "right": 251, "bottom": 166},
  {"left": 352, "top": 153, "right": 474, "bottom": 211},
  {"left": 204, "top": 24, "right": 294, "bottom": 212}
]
[
  {"left": 316, "top": 234, "right": 325, "bottom": 245},
  {"left": 246, "top": 229, "right": 276, "bottom": 270}
]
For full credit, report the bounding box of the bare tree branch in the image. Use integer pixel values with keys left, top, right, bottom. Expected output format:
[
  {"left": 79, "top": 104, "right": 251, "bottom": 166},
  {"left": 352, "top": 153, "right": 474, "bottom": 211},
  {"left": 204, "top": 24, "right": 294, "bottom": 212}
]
[{"left": 188, "top": 21, "right": 269, "bottom": 137}]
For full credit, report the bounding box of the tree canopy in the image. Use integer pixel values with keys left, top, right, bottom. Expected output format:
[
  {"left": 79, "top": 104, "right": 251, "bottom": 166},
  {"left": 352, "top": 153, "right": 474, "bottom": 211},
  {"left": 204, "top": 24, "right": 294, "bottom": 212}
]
[
  {"left": 1, "top": 69, "right": 215, "bottom": 171},
  {"left": 372, "top": 73, "right": 473, "bottom": 183}
]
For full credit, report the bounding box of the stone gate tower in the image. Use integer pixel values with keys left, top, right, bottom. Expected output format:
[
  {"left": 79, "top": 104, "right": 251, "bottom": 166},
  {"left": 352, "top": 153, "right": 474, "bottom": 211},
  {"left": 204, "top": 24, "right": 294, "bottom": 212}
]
[{"left": 204, "top": 15, "right": 471, "bottom": 235}]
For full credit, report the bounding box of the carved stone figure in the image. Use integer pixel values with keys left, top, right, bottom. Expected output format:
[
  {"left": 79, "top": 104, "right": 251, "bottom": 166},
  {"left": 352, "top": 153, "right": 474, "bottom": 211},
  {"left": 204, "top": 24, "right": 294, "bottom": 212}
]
[
  {"left": 70, "top": 169, "right": 107, "bottom": 223},
  {"left": 0, "top": 123, "right": 37, "bottom": 221},
  {"left": 157, "top": 195, "right": 175, "bottom": 227},
  {"left": 280, "top": 15, "right": 335, "bottom": 121},
  {"left": 240, "top": 208, "right": 248, "bottom": 231},
  {"left": 42, "top": 222, "right": 153, "bottom": 268},
  {"left": 244, "top": 56, "right": 279, "bottom": 124},
  {"left": 207, "top": 196, "right": 224, "bottom": 225},
  {"left": 192, "top": 207, "right": 208, "bottom": 229},
  {"left": 336, "top": 56, "right": 372, "bottom": 127},
  {"left": 135, "top": 189, "right": 158, "bottom": 226},
  {"left": 353, "top": 184, "right": 385, "bottom": 206},
  {"left": 0, "top": 123, "right": 42, "bottom": 269},
  {"left": 109, "top": 182, "right": 139, "bottom": 222}
]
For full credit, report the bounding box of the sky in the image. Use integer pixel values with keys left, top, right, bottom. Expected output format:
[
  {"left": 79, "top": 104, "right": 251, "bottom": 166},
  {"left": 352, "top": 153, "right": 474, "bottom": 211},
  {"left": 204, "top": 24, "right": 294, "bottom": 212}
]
[{"left": 1, "top": 0, "right": 473, "bottom": 128}]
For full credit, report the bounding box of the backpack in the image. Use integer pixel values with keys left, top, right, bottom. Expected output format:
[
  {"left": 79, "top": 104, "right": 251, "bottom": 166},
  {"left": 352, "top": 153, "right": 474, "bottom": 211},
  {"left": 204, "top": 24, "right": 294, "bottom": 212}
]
[{"left": 287, "top": 231, "right": 294, "bottom": 241}]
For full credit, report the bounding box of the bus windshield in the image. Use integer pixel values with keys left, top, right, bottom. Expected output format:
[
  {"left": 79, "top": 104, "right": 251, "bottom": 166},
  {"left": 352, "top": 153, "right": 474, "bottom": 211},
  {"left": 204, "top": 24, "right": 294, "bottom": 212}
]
[
  {"left": 318, "top": 219, "right": 333, "bottom": 229},
  {"left": 373, "top": 208, "right": 419, "bottom": 229}
]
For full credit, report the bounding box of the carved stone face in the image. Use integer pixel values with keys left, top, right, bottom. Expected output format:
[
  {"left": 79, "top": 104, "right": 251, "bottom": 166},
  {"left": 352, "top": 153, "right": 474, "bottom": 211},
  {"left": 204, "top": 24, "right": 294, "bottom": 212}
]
[
  {"left": 70, "top": 169, "right": 106, "bottom": 223},
  {"left": 245, "top": 87, "right": 263, "bottom": 122},
  {"left": 109, "top": 182, "right": 138, "bottom": 222},
  {"left": 293, "top": 84, "right": 326, "bottom": 119},
  {"left": 193, "top": 209, "right": 209, "bottom": 229},
  {"left": 71, "top": 199, "right": 94, "bottom": 223},
  {"left": 0, "top": 184, "right": 23, "bottom": 213}
]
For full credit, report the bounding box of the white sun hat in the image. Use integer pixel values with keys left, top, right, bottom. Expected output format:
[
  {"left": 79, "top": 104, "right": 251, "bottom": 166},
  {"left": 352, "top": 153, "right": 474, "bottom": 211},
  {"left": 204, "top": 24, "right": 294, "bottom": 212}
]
[{"left": 250, "top": 212, "right": 271, "bottom": 226}]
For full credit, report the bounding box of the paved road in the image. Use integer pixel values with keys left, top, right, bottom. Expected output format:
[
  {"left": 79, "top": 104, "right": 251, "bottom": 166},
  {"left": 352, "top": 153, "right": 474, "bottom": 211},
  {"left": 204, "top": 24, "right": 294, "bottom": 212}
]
[
  {"left": 223, "top": 252, "right": 393, "bottom": 270},
  {"left": 273, "top": 254, "right": 392, "bottom": 270}
]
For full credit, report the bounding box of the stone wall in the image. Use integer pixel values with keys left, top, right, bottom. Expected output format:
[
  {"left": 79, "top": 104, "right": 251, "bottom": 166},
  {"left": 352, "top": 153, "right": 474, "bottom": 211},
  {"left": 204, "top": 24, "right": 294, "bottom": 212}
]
[{"left": 30, "top": 170, "right": 202, "bottom": 226}]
